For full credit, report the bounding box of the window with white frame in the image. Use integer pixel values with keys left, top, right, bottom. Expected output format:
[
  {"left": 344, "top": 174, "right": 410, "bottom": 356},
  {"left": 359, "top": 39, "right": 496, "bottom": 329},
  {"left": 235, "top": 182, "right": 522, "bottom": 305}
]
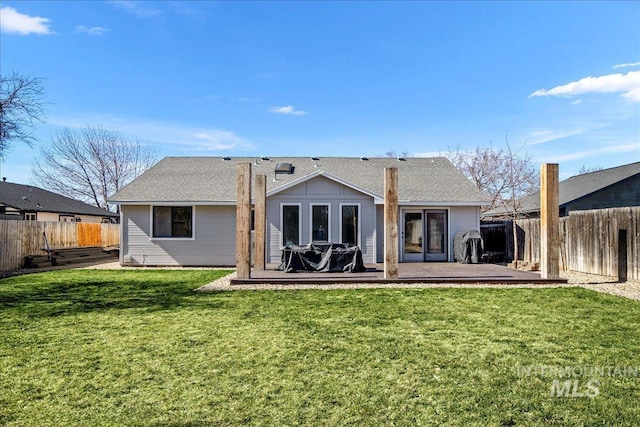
[
  {"left": 152, "top": 206, "right": 193, "bottom": 238},
  {"left": 281, "top": 204, "right": 300, "bottom": 246},
  {"left": 24, "top": 212, "right": 37, "bottom": 221},
  {"left": 311, "top": 204, "right": 330, "bottom": 241},
  {"left": 341, "top": 204, "right": 359, "bottom": 247}
]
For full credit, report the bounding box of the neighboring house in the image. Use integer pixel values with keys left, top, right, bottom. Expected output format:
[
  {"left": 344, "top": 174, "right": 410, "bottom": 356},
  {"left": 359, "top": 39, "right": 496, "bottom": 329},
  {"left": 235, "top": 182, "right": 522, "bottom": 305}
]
[
  {"left": 483, "top": 162, "right": 640, "bottom": 219},
  {"left": 109, "top": 156, "right": 488, "bottom": 267},
  {"left": 0, "top": 180, "right": 118, "bottom": 223}
]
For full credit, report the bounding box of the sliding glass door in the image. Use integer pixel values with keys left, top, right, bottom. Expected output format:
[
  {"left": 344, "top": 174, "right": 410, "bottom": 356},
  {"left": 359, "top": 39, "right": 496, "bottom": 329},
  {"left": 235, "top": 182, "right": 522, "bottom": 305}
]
[{"left": 402, "top": 209, "right": 447, "bottom": 261}]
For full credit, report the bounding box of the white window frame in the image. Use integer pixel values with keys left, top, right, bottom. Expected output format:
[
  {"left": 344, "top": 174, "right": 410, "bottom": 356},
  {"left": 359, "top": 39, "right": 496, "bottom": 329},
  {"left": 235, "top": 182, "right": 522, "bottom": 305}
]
[
  {"left": 339, "top": 203, "right": 361, "bottom": 247},
  {"left": 24, "top": 212, "right": 37, "bottom": 221},
  {"left": 280, "top": 203, "right": 302, "bottom": 246},
  {"left": 310, "top": 203, "right": 331, "bottom": 242},
  {"left": 149, "top": 205, "right": 196, "bottom": 241},
  {"left": 59, "top": 214, "right": 76, "bottom": 222}
]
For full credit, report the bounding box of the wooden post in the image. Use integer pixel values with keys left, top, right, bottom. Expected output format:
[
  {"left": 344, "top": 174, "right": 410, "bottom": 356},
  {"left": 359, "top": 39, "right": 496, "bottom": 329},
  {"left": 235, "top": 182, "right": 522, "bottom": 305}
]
[
  {"left": 236, "top": 162, "right": 252, "bottom": 279},
  {"left": 254, "top": 173, "right": 267, "bottom": 270},
  {"left": 384, "top": 167, "right": 399, "bottom": 279},
  {"left": 540, "top": 163, "right": 559, "bottom": 279}
]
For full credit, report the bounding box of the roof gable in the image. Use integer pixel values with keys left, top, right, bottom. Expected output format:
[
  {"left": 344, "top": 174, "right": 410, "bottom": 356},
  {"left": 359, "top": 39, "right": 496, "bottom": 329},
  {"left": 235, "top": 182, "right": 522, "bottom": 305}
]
[{"left": 267, "top": 170, "right": 382, "bottom": 201}]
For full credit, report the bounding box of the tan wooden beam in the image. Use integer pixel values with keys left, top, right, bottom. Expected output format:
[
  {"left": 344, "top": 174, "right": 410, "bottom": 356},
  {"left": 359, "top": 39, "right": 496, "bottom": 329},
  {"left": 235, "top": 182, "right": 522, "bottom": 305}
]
[
  {"left": 254, "top": 173, "right": 267, "bottom": 270},
  {"left": 236, "top": 162, "right": 252, "bottom": 279},
  {"left": 540, "top": 163, "right": 559, "bottom": 279},
  {"left": 384, "top": 167, "right": 399, "bottom": 279}
]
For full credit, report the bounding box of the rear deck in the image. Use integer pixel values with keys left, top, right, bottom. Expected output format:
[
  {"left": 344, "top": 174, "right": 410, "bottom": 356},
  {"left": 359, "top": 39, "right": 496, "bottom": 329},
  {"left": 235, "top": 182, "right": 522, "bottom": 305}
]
[{"left": 231, "top": 262, "right": 566, "bottom": 285}]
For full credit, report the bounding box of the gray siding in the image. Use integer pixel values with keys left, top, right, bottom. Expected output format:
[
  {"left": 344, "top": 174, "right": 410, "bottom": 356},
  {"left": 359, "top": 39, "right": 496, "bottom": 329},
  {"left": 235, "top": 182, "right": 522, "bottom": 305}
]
[
  {"left": 565, "top": 175, "right": 640, "bottom": 214},
  {"left": 449, "top": 206, "right": 480, "bottom": 261},
  {"left": 120, "top": 189, "right": 481, "bottom": 266},
  {"left": 267, "top": 175, "right": 377, "bottom": 264},
  {"left": 121, "top": 204, "right": 236, "bottom": 266}
]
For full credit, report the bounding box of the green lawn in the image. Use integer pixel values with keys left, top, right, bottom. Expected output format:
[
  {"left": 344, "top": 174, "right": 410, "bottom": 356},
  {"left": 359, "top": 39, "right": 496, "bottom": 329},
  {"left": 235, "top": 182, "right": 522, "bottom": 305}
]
[{"left": 1, "top": 270, "right": 639, "bottom": 426}]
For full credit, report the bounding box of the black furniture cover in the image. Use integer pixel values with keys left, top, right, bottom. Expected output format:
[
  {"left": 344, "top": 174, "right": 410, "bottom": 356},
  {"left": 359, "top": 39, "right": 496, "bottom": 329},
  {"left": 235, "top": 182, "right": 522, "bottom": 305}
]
[
  {"left": 454, "top": 230, "right": 483, "bottom": 264},
  {"left": 278, "top": 243, "right": 366, "bottom": 273}
]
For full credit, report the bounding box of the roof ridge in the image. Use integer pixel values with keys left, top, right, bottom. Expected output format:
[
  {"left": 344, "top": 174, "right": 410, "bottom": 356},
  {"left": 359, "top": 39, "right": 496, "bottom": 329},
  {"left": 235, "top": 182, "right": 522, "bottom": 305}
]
[{"left": 570, "top": 161, "right": 640, "bottom": 178}]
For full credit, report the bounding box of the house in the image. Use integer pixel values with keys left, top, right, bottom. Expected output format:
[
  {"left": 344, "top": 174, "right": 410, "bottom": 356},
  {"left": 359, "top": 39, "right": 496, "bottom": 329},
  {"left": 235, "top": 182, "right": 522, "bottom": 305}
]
[
  {"left": 0, "top": 180, "right": 118, "bottom": 223},
  {"left": 483, "top": 162, "right": 640, "bottom": 219},
  {"left": 108, "top": 156, "right": 488, "bottom": 266}
]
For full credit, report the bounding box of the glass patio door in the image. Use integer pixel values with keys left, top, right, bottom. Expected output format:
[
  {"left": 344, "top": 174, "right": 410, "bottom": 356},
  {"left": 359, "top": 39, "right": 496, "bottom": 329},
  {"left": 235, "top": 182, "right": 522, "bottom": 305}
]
[
  {"left": 402, "top": 209, "right": 448, "bottom": 262},
  {"left": 403, "top": 210, "right": 424, "bottom": 262},
  {"left": 425, "top": 211, "right": 447, "bottom": 261}
]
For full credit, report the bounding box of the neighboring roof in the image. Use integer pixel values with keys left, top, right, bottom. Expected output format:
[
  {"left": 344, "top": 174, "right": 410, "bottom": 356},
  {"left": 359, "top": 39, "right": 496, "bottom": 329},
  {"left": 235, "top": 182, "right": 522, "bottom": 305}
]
[
  {"left": 0, "top": 181, "right": 118, "bottom": 217},
  {"left": 483, "top": 162, "right": 640, "bottom": 217},
  {"left": 110, "top": 156, "right": 488, "bottom": 205}
]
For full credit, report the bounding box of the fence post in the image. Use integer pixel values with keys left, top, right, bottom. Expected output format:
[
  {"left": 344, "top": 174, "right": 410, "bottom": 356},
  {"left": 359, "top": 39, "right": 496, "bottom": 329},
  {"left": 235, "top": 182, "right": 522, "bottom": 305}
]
[
  {"left": 540, "top": 163, "right": 560, "bottom": 279},
  {"left": 236, "top": 162, "right": 252, "bottom": 280},
  {"left": 384, "top": 167, "right": 399, "bottom": 279},
  {"left": 254, "top": 173, "right": 267, "bottom": 270}
]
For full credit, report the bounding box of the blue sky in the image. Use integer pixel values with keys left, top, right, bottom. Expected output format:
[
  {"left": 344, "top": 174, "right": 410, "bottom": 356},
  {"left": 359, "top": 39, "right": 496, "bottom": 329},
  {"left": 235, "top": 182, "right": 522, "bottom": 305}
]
[{"left": 1, "top": 0, "right": 639, "bottom": 185}]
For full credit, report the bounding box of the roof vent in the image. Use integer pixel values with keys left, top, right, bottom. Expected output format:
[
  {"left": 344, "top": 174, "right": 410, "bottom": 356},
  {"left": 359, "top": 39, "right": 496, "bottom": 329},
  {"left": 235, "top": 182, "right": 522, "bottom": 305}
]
[
  {"left": 311, "top": 157, "right": 319, "bottom": 167},
  {"left": 275, "top": 162, "right": 294, "bottom": 174},
  {"left": 261, "top": 156, "right": 270, "bottom": 161},
  {"left": 360, "top": 157, "right": 369, "bottom": 161},
  {"left": 397, "top": 157, "right": 406, "bottom": 161},
  {"left": 222, "top": 156, "right": 231, "bottom": 161}
]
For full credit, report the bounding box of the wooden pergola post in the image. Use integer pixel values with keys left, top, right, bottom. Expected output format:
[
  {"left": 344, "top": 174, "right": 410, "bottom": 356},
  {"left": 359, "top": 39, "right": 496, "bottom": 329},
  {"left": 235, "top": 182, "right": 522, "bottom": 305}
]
[
  {"left": 540, "top": 163, "right": 559, "bottom": 279},
  {"left": 254, "top": 173, "right": 267, "bottom": 270},
  {"left": 384, "top": 167, "right": 399, "bottom": 279},
  {"left": 236, "top": 162, "right": 252, "bottom": 279}
]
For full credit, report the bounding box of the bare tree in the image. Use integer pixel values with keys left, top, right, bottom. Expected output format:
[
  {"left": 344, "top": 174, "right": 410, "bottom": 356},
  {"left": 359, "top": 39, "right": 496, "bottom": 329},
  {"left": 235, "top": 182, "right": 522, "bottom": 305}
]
[
  {"left": 32, "top": 126, "right": 158, "bottom": 212},
  {"left": 0, "top": 71, "right": 46, "bottom": 160},
  {"left": 447, "top": 139, "right": 539, "bottom": 265},
  {"left": 447, "top": 142, "right": 538, "bottom": 214},
  {"left": 577, "top": 164, "right": 604, "bottom": 175},
  {"left": 385, "top": 150, "right": 412, "bottom": 159}
]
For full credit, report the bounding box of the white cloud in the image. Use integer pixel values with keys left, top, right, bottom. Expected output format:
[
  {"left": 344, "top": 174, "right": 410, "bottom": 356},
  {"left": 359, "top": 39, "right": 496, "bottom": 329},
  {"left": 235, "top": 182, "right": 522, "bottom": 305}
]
[
  {"left": 613, "top": 62, "right": 640, "bottom": 69},
  {"left": 76, "top": 25, "right": 110, "bottom": 36},
  {"left": 413, "top": 151, "right": 445, "bottom": 158},
  {"left": 268, "top": 105, "right": 308, "bottom": 116},
  {"left": 530, "top": 71, "right": 640, "bottom": 103},
  {"left": 524, "top": 128, "right": 586, "bottom": 145},
  {"left": 110, "top": 1, "right": 161, "bottom": 18},
  {"left": 0, "top": 6, "right": 54, "bottom": 35},
  {"left": 539, "top": 142, "right": 640, "bottom": 163},
  {"left": 49, "top": 113, "right": 254, "bottom": 152}
]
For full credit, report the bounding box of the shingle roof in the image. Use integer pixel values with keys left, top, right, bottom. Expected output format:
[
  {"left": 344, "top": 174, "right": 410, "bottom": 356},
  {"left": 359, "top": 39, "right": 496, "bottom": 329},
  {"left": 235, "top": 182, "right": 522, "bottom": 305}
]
[
  {"left": 110, "top": 156, "right": 487, "bottom": 205},
  {"left": 0, "top": 181, "right": 118, "bottom": 217},
  {"left": 483, "top": 161, "right": 640, "bottom": 217}
]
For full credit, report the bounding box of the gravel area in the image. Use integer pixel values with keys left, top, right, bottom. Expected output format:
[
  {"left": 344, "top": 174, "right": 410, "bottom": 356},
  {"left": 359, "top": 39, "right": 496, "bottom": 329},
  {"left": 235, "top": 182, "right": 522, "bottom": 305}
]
[
  {"left": 4, "top": 261, "right": 638, "bottom": 301},
  {"left": 196, "top": 276, "right": 572, "bottom": 292},
  {"left": 197, "top": 269, "right": 640, "bottom": 301},
  {"left": 561, "top": 270, "right": 640, "bottom": 301}
]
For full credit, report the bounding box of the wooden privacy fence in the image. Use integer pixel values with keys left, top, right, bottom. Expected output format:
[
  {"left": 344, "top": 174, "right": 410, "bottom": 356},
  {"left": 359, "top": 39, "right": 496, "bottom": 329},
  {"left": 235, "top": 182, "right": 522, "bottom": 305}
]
[
  {"left": 515, "top": 207, "right": 639, "bottom": 281},
  {"left": 0, "top": 220, "right": 120, "bottom": 272}
]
